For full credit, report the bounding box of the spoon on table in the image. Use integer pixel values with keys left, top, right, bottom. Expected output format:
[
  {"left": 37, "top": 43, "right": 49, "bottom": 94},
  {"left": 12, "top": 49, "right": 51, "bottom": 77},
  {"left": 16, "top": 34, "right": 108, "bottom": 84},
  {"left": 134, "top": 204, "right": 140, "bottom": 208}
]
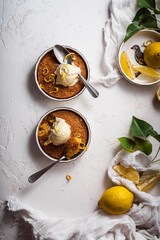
[
  {"left": 28, "top": 155, "right": 67, "bottom": 183},
  {"left": 53, "top": 45, "right": 99, "bottom": 98}
]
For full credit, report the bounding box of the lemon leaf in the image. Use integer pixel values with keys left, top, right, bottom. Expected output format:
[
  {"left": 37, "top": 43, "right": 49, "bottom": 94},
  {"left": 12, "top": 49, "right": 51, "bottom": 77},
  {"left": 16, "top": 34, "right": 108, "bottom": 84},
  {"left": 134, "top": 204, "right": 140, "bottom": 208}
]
[
  {"left": 131, "top": 116, "right": 157, "bottom": 139},
  {"left": 138, "top": 0, "right": 160, "bottom": 14},
  {"left": 140, "top": 14, "right": 158, "bottom": 28},
  {"left": 133, "top": 8, "right": 151, "bottom": 22},
  {"left": 154, "top": 134, "right": 160, "bottom": 142},
  {"left": 124, "top": 23, "right": 143, "bottom": 42},
  {"left": 133, "top": 8, "right": 158, "bottom": 29},
  {"left": 134, "top": 137, "right": 152, "bottom": 155},
  {"left": 118, "top": 137, "right": 136, "bottom": 152}
]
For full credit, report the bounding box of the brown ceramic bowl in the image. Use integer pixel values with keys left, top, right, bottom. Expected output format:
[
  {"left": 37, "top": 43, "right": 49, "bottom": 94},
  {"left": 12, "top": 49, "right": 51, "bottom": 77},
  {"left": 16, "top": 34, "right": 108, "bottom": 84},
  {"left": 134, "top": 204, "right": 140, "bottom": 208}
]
[
  {"left": 36, "top": 107, "right": 91, "bottom": 162},
  {"left": 35, "top": 45, "right": 90, "bottom": 101}
]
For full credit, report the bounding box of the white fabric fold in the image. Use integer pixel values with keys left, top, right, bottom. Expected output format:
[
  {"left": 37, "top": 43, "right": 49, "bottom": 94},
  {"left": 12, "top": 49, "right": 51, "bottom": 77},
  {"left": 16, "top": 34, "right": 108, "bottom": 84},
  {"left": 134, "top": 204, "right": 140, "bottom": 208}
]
[
  {"left": 7, "top": 149, "right": 160, "bottom": 240},
  {"left": 101, "top": 0, "right": 137, "bottom": 87}
]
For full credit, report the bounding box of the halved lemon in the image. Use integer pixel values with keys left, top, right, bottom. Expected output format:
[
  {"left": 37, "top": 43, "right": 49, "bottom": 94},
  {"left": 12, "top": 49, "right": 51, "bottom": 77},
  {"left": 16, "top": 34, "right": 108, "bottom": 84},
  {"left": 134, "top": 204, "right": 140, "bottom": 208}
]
[
  {"left": 120, "top": 51, "right": 135, "bottom": 80},
  {"left": 133, "top": 65, "right": 160, "bottom": 79},
  {"left": 156, "top": 87, "right": 160, "bottom": 101},
  {"left": 137, "top": 173, "right": 160, "bottom": 192},
  {"left": 113, "top": 165, "right": 139, "bottom": 184}
]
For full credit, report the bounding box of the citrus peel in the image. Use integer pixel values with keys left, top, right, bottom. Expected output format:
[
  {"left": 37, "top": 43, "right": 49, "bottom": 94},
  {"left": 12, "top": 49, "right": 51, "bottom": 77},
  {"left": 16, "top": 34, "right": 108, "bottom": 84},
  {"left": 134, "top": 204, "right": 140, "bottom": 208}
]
[
  {"left": 42, "top": 67, "right": 49, "bottom": 76},
  {"left": 59, "top": 64, "right": 69, "bottom": 79},
  {"left": 66, "top": 175, "right": 72, "bottom": 180},
  {"left": 63, "top": 52, "right": 76, "bottom": 62},
  {"left": 50, "top": 87, "right": 59, "bottom": 93}
]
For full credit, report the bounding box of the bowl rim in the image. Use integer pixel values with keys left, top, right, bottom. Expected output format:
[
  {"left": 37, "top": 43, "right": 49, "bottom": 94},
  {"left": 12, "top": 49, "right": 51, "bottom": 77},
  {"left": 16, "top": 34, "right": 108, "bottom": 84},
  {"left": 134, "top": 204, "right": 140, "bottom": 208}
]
[
  {"left": 36, "top": 107, "right": 91, "bottom": 163},
  {"left": 118, "top": 29, "right": 160, "bottom": 86},
  {"left": 34, "top": 45, "right": 90, "bottom": 101}
]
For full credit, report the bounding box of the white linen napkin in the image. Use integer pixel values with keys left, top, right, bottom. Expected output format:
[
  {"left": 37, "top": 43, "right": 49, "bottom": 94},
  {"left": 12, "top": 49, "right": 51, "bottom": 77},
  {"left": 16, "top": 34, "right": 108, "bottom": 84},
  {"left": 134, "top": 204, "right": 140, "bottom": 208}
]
[
  {"left": 100, "top": 0, "right": 137, "bottom": 87},
  {"left": 7, "top": 149, "right": 160, "bottom": 240}
]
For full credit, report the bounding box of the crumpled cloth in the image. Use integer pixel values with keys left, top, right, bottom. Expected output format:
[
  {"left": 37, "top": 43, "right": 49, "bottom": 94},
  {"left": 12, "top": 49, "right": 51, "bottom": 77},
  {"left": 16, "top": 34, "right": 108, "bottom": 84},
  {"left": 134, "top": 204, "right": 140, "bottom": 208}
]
[
  {"left": 7, "top": 149, "right": 160, "bottom": 240},
  {"left": 108, "top": 149, "right": 160, "bottom": 239},
  {"left": 100, "top": 0, "right": 160, "bottom": 87}
]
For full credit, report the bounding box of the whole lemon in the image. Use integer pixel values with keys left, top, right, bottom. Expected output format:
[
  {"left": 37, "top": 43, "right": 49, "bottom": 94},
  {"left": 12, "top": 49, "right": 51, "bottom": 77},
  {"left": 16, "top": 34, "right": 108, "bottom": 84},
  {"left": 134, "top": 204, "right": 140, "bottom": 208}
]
[
  {"left": 98, "top": 186, "right": 134, "bottom": 214},
  {"left": 143, "top": 42, "right": 160, "bottom": 68}
]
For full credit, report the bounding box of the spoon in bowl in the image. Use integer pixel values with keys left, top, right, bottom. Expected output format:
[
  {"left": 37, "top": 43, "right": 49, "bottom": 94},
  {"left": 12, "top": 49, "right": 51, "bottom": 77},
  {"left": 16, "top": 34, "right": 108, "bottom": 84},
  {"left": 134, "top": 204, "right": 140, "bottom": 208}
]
[
  {"left": 53, "top": 45, "right": 99, "bottom": 98},
  {"left": 28, "top": 155, "right": 67, "bottom": 183}
]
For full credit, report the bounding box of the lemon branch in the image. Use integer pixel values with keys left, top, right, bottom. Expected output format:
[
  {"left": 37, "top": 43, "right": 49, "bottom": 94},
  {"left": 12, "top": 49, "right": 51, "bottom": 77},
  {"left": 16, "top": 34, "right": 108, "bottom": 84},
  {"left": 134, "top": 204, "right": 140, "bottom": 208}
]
[
  {"left": 124, "top": 0, "right": 160, "bottom": 42},
  {"left": 151, "top": 145, "right": 160, "bottom": 163},
  {"left": 142, "top": 27, "right": 160, "bottom": 31}
]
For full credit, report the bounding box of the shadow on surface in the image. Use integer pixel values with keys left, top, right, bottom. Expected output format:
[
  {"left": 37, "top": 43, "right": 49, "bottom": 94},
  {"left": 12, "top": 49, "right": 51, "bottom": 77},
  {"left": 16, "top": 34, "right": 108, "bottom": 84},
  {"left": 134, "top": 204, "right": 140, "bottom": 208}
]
[
  {"left": 27, "top": 126, "right": 51, "bottom": 167},
  {"left": 152, "top": 94, "right": 160, "bottom": 112},
  {"left": 0, "top": 202, "right": 34, "bottom": 240},
  {"left": 26, "top": 66, "right": 47, "bottom": 106}
]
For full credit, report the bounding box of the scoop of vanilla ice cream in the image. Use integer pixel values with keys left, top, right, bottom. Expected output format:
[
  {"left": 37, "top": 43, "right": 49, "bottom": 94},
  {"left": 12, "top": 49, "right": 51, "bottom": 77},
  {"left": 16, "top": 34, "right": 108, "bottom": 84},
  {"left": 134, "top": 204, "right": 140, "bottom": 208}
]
[
  {"left": 46, "top": 117, "right": 71, "bottom": 146},
  {"left": 55, "top": 63, "right": 81, "bottom": 87}
]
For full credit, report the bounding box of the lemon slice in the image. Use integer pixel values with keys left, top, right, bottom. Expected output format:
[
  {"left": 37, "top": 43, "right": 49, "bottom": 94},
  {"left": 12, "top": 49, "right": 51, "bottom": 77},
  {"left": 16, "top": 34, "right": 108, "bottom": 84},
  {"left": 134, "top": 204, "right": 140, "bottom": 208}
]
[
  {"left": 157, "top": 87, "right": 160, "bottom": 101},
  {"left": 120, "top": 51, "right": 135, "bottom": 80},
  {"left": 133, "top": 65, "right": 160, "bottom": 79},
  {"left": 137, "top": 173, "right": 160, "bottom": 192},
  {"left": 113, "top": 165, "right": 139, "bottom": 184}
]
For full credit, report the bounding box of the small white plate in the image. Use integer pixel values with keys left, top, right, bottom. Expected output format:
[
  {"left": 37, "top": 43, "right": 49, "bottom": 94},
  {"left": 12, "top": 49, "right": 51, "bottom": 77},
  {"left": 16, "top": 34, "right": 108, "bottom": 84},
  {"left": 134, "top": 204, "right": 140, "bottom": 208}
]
[
  {"left": 36, "top": 107, "right": 91, "bottom": 162},
  {"left": 118, "top": 29, "right": 160, "bottom": 86}
]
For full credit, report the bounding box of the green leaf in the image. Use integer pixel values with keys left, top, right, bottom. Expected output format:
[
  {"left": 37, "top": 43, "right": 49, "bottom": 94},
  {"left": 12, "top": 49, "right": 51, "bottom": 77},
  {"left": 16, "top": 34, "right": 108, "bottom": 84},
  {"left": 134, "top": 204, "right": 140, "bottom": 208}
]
[
  {"left": 150, "top": 133, "right": 160, "bottom": 142},
  {"left": 134, "top": 137, "right": 152, "bottom": 155},
  {"left": 138, "top": 0, "right": 155, "bottom": 10},
  {"left": 118, "top": 137, "right": 136, "bottom": 152},
  {"left": 154, "top": 134, "right": 160, "bottom": 142},
  {"left": 133, "top": 8, "right": 151, "bottom": 22},
  {"left": 139, "top": 14, "right": 157, "bottom": 28},
  {"left": 124, "top": 23, "right": 143, "bottom": 42},
  {"left": 131, "top": 116, "right": 158, "bottom": 139},
  {"left": 138, "top": 0, "right": 160, "bottom": 14}
]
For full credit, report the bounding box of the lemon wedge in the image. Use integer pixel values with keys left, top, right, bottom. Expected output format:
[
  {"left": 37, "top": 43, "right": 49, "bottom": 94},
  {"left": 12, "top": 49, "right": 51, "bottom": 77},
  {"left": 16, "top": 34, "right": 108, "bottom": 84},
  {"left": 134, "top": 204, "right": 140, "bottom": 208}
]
[
  {"left": 157, "top": 87, "right": 160, "bottom": 102},
  {"left": 113, "top": 165, "right": 139, "bottom": 184},
  {"left": 133, "top": 65, "right": 160, "bottom": 79},
  {"left": 137, "top": 173, "right": 160, "bottom": 192},
  {"left": 120, "top": 51, "right": 135, "bottom": 80}
]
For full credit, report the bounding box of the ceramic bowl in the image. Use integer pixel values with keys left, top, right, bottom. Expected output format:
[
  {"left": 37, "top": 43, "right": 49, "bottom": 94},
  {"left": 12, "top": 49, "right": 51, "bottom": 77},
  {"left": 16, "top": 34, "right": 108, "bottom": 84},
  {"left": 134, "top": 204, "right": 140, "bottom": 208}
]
[
  {"left": 118, "top": 29, "right": 160, "bottom": 86},
  {"left": 36, "top": 107, "right": 91, "bottom": 162},
  {"left": 35, "top": 45, "right": 90, "bottom": 101}
]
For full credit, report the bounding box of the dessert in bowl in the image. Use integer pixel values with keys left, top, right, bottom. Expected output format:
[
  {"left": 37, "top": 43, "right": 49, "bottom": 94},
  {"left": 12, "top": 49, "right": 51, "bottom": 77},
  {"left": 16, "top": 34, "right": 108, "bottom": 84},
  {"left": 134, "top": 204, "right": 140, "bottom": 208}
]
[
  {"left": 36, "top": 107, "right": 91, "bottom": 162},
  {"left": 35, "top": 46, "right": 90, "bottom": 101}
]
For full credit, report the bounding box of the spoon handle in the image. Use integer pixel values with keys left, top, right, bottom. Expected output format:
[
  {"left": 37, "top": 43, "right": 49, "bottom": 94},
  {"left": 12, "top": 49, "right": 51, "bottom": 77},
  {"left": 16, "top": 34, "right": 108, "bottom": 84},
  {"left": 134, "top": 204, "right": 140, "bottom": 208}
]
[
  {"left": 28, "top": 157, "right": 63, "bottom": 183},
  {"left": 78, "top": 74, "right": 99, "bottom": 98}
]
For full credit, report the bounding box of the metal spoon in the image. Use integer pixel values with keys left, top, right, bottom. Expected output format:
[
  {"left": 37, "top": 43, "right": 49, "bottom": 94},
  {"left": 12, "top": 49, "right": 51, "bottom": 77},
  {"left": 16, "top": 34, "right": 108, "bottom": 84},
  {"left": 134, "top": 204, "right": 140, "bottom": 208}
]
[
  {"left": 53, "top": 45, "right": 99, "bottom": 98},
  {"left": 28, "top": 155, "right": 67, "bottom": 183}
]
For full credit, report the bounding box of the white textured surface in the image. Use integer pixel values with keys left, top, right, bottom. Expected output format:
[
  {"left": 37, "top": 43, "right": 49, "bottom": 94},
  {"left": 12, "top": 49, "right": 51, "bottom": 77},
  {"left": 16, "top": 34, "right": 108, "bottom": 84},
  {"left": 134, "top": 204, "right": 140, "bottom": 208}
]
[{"left": 0, "top": 0, "right": 160, "bottom": 239}]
